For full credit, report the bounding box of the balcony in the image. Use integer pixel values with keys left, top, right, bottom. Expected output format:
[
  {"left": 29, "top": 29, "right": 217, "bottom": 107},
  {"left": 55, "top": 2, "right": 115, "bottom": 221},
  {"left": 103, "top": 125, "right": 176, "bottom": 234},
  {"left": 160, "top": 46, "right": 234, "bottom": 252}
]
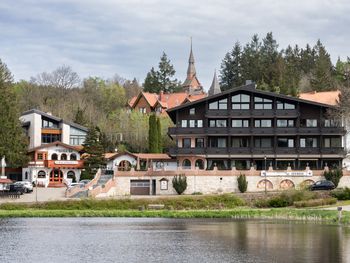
[
  {"left": 320, "top": 147, "right": 345, "bottom": 155},
  {"left": 230, "top": 109, "right": 251, "bottom": 117},
  {"left": 168, "top": 127, "right": 205, "bottom": 135},
  {"left": 45, "top": 160, "right": 84, "bottom": 168},
  {"left": 298, "top": 148, "right": 320, "bottom": 154},
  {"left": 276, "top": 148, "right": 298, "bottom": 155},
  {"left": 229, "top": 148, "right": 251, "bottom": 155},
  {"left": 275, "top": 127, "right": 298, "bottom": 135},
  {"left": 321, "top": 127, "right": 346, "bottom": 135},
  {"left": 251, "top": 128, "right": 274, "bottom": 135},
  {"left": 251, "top": 109, "right": 274, "bottom": 117},
  {"left": 206, "top": 110, "right": 230, "bottom": 117},
  {"left": 298, "top": 127, "right": 320, "bottom": 135},
  {"left": 206, "top": 127, "right": 230, "bottom": 135},
  {"left": 168, "top": 147, "right": 206, "bottom": 155},
  {"left": 206, "top": 148, "right": 229, "bottom": 155},
  {"left": 275, "top": 109, "right": 298, "bottom": 117},
  {"left": 251, "top": 148, "right": 275, "bottom": 155},
  {"left": 229, "top": 127, "right": 251, "bottom": 135}
]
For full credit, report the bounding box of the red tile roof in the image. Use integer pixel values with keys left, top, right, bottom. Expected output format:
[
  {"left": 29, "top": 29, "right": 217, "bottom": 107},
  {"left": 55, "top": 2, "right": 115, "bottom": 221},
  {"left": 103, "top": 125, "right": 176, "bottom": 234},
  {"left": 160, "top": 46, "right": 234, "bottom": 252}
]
[{"left": 299, "top": 90, "right": 340, "bottom": 106}]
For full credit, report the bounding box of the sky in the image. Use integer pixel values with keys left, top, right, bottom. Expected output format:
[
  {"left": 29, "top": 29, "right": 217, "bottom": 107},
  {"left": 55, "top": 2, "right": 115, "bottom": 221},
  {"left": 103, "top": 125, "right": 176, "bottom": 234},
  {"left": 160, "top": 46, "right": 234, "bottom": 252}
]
[{"left": 0, "top": 0, "right": 349, "bottom": 91}]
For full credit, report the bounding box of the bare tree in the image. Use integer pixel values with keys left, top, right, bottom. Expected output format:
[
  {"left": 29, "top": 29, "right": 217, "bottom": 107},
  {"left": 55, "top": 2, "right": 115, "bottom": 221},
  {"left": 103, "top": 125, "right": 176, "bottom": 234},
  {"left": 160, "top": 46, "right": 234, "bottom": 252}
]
[{"left": 30, "top": 65, "right": 80, "bottom": 89}]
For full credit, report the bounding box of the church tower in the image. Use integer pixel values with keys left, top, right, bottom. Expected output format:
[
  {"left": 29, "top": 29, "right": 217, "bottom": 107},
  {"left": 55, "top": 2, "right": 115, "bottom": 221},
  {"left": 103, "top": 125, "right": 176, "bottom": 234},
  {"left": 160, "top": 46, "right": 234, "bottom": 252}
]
[
  {"left": 182, "top": 39, "right": 204, "bottom": 95},
  {"left": 208, "top": 70, "right": 221, "bottom": 96}
]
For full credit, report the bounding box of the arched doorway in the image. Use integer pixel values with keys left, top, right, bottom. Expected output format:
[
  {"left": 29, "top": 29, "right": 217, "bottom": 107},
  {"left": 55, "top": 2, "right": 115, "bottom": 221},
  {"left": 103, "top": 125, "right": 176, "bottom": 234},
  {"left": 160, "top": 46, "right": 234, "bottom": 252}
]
[
  {"left": 280, "top": 179, "right": 295, "bottom": 190},
  {"left": 50, "top": 169, "right": 63, "bottom": 183},
  {"left": 118, "top": 160, "right": 132, "bottom": 171},
  {"left": 67, "top": 171, "right": 76, "bottom": 183},
  {"left": 182, "top": 159, "right": 191, "bottom": 169},
  {"left": 195, "top": 159, "right": 204, "bottom": 169},
  {"left": 257, "top": 179, "right": 273, "bottom": 190}
]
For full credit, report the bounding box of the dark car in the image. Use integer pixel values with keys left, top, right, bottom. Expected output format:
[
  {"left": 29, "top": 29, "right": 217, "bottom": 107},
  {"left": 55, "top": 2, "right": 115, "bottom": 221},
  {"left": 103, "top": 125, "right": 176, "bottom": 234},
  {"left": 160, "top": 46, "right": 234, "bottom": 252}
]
[
  {"left": 9, "top": 184, "right": 25, "bottom": 195},
  {"left": 309, "top": 180, "right": 335, "bottom": 191}
]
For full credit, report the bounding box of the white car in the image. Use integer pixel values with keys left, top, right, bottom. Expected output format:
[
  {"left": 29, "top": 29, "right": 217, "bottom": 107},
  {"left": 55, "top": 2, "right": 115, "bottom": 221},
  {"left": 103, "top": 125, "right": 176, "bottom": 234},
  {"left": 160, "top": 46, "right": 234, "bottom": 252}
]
[{"left": 14, "top": 181, "right": 33, "bottom": 193}]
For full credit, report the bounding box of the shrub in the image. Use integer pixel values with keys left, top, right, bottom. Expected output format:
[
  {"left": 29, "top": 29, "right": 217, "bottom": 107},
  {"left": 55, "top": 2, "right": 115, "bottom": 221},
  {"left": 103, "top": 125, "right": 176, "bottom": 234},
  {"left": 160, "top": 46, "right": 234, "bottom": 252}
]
[
  {"left": 294, "top": 198, "right": 337, "bottom": 208},
  {"left": 172, "top": 174, "right": 187, "bottom": 195},
  {"left": 191, "top": 192, "right": 203, "bottom": 195},
  {"left": 268, "top": 196, "right": 291, "bottom": 207},
  {"left": 323, "top": 168, "right": 343, "bottom": 187},
  {"left": 237, "top": 174, "right": 248, "bottom": 193},
  {"left": 331, "top": 187, "right": 350, "bottom": 200}
]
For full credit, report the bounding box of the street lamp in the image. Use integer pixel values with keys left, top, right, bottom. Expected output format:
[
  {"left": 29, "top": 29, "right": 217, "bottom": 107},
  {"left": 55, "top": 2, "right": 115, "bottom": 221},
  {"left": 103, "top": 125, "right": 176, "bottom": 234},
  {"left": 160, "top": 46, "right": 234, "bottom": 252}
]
[{"left": 264, "top": 155, "right": 267, "bottom": 195}]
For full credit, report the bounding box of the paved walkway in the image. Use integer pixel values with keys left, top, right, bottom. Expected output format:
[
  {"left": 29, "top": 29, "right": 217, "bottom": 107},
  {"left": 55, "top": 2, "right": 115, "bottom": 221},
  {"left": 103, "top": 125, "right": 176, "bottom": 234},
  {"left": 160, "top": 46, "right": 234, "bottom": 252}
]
[
  {"left": 0, "top": 187, "right": 67, "bottom": 203},
  {"left": 323, "top": 205, "right": 350, "bottom": 211}
]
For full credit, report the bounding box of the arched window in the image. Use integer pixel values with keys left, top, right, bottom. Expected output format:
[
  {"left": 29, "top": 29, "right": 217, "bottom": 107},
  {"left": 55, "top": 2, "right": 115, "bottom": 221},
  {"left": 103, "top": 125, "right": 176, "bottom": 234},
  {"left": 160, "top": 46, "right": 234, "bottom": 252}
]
[
  {"left": 51, "top": 154, "right": 58, "bottom": 160},
  {"left": 37, "top": 170, "right": 46, "bottom": 178},
  {"left": 182, "top": 159, "right": 191, "bottom": 169},
  {"left": 67, "top": 171, "right": 76, "bottom": 183},
  {"left": 61, "top": 154, "right": 67, "bottom": 160},
  {"left": 70, "top": 153, "right": 77, "bottom": 160},
  {"left": 195, "top": 159, "right": 204, "bottom": 170},
  {"left": 118, "top": 160, "right": 132, "bottom": 171}
]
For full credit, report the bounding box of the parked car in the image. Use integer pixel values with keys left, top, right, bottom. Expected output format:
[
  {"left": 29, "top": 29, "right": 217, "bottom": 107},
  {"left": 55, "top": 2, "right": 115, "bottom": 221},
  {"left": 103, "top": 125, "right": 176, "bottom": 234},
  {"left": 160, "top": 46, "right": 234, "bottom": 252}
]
[
  {"left": 69, "top": 182, "right": 85, "bottom": 188},
  {"left": 9, "top": 184, "right": 26, "bottom": 195},
  {"left": 14, "top": 181, "right": 33, "bottom": 193},
  {"left": 309, "top": 180, "right": 335, "bottom": 191}
]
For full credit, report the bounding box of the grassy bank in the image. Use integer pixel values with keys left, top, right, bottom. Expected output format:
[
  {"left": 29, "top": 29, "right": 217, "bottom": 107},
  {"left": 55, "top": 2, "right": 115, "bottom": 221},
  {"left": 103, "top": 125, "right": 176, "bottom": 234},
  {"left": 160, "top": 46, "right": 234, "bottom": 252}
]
[{"left": 0, "top": 208, "right": 348, "bottom": 224}]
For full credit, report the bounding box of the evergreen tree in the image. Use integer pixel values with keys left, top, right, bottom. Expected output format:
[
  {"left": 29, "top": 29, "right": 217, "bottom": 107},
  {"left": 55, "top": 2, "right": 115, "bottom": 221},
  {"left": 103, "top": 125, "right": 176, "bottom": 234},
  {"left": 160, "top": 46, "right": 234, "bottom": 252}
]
[
  {"left": 157, "top": 117, "right": 162, "bottom": 153},
  {"left": 220, "top": 42, "right": 244, "bottom": 91},
  {"left": 143, "top": 52, "right": 180, "bottom": 93},
  {"left": 241, "top": 34, "right": 262, "bottom": 83},
  {"left": 260, "top": 32, "right": 279, "bottom": 89},
  {"left": 148, "top": 114, "right": 158, "bottom": 153},
  {"left": 310, "top": 40, "right": 334, "bottom": 91},
  {"left": 74, "top": 107, "right": 88, "bottom": 126},
  {"left": 82, "top": 126, "right": 106, "bottom": 178},
  {"left": 0, "top": 59, "right": 28, "bottom": 168}
]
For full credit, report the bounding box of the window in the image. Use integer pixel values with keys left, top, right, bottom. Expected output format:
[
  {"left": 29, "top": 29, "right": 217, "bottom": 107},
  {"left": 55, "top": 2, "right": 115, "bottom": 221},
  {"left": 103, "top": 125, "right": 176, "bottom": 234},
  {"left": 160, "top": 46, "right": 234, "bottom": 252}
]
[
  {"left": 231, "top": 137, "right": 250, "bottom": 148},
  {"left": 324, "top": 119, "right": 339, "bottom": 127},
  {"left": 277, "top": 138, "right": 294, "bottom": 148},
  {"left": 277, "top": 119, "right": 295, "bottom": 127},
  {"left": 232, "top": 119, "right": 249, "bottom": 128},
  {"left": 300, "top": 138, "right": 317, "bottom": 147},
  {"left": 182, "top": 138, "right": 191, "bottom": 148},
  {"left": 37, "top": 170, "right": 46, "bottom": 178},
  {"left": 42, "top": 118, "right": 59, "bottom": 128},
  {"left": 301, "top": 119, "right": 317, "bottom": 127},
  {"left": 277, "top": 101, "right": 295, "bottom": 110},
  {"left": 209, "top": 119, "right": 227, "bottom": 127},
  {"left": 254, "top": 138, "right": 273, "bottom": 148},
  {"left": 139, "top": 108, "right": 146, "bottom": 114},
  {"left": 61, "top": 154, "right": 67, "bottom": 160},
  {"left": 324, "top": 137, "right": 341, "bottom": 148},
  {"left": 189, "top": 120, "right": 195, "bottom": 128},
  {"left": 181, "top": 120, "right": 187, "bottom": 128},
  {"left": 208, "top": 137, "right": 227, "bottom": 148},
  {"left": 197, "top": 120, "right": 203, "bottom": 128},
  {"left": 195, "top": 138, "right": 204, "bottom": 148},
  {"left": 37, "top": 153, "right": 43, "bottom": 160},
  {"left": 209, "top": 98, "right": 227, "bottom": 110},
  {"left": 42, "top": 134, "right": 61, "bottom": 143},
  {"left": 51, "top": 153, "right": 58, "bottom": 160},
  {"left": 67, "top": 171, "right": 76, "bottom": 182},
  {"left": 70, "top": 154, "right": 77, "bottom": 160},
  {"left": 232, "top": 94, "right": 250, "bottom": 109},
  {"left": 254, "top": 119, "right": 272, "bottom": 128},
  {"left": 182, "top": 159, "right": 191, "bottom": 169},
  {"left": 254, "top": 97, "right": 272, "bottom": 109},
  {"left": 190, "top": 108, "right": 195, "bottom": 115}
]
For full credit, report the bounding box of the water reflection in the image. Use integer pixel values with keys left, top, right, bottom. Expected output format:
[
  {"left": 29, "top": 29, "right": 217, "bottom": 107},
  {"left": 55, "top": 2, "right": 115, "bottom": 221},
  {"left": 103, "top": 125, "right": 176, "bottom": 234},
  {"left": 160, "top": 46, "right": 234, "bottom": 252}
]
[{"left": 0, "top": 218, "right": 349, "bottom": 263}]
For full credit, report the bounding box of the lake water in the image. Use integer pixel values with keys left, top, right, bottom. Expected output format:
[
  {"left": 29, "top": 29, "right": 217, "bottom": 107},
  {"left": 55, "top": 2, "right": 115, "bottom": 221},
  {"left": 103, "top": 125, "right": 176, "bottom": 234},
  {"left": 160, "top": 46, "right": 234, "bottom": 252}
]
[{"left": 0, "top": 218, "right": 349, "bottom": 263}]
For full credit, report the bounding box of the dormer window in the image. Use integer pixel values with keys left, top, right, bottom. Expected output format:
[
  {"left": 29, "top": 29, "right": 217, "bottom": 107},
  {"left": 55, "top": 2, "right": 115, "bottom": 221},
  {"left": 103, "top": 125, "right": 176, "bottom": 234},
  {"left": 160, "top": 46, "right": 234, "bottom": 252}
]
[{"left": 232, "top": 94, "right": 250, "bottom": 109}]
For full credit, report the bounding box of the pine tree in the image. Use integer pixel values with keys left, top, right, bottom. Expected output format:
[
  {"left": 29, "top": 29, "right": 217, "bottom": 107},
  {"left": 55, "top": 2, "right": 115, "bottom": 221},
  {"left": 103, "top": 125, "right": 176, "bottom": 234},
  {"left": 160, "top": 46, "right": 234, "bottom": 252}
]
[
  {"left": 82, "top": 126, "right": 106, "bottom": 179},
  {"left": 220, "top": 42, "right": 244, "bottom": 91},
  {"left": 157, "top": 117, "right": 162, "bottom": 153},
  {"left": 74, "top": 107, "right": 88, "bottom": 126},
  {"left": 143, "top": 52, "right": 181, "bottom": 93},
  {"left": 148, "top": 114, "right": 158, "bottom": 153},
  {"left": 0, "top": 59, "right": 28, "bottom": 168},
  {"left": 310, "top": 40, "right": 334, "bottom": 91},
  {"left": 241, "top": 34, "right": 262, "bottom": 83},
  {"left": 260, "top": 32, "right": 279, "bottom": 89}
]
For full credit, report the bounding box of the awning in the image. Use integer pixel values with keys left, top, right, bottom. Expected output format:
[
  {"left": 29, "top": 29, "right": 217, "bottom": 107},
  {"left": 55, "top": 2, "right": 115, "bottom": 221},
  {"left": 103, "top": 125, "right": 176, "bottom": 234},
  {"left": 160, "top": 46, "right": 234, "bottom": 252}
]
[{"left": 0, "top": 178, "right": 12, "bottom": 184}]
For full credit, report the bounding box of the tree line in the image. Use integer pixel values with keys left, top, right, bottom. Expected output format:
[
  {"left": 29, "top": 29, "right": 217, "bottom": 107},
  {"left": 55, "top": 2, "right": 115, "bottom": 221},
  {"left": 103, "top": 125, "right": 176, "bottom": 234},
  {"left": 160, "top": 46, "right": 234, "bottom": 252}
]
[{"left": 220, "top": 32, "right": 350, "bottom": 96}]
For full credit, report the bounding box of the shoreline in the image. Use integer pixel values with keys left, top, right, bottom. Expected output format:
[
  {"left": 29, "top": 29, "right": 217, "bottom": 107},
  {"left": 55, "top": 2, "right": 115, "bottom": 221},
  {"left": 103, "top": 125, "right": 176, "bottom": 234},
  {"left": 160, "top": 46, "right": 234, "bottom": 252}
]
[{"left": 0, "top": 208, "right": 348, "bottom": 224}]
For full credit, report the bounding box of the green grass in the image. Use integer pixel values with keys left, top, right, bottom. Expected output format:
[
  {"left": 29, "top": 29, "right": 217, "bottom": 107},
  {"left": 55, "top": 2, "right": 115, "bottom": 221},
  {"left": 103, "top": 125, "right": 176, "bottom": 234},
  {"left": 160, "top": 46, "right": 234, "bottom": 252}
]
[{"left": 0, "top": 208, "right": 348, "bottom": 224}]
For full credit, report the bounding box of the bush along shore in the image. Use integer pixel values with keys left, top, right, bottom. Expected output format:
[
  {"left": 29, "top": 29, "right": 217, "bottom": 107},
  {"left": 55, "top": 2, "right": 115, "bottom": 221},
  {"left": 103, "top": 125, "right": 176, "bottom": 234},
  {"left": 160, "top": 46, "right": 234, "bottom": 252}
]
[{"left": 0, "top": 190, "right": 348, "bottom": 224}]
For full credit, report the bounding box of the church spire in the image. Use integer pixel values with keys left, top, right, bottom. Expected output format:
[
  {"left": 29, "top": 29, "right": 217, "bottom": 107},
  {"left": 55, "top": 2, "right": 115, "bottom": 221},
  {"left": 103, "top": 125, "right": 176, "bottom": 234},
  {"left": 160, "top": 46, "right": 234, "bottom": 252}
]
[
  {"left": 187, "top": 37, "right": 196, "bottom": 78},
  {"left": 208, "top": 70, "right": 221, "bottom": 96}
]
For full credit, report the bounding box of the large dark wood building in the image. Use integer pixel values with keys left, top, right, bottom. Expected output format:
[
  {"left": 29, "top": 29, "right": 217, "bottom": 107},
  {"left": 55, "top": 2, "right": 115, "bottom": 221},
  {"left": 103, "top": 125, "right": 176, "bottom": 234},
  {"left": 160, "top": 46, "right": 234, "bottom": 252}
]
[{"left": 167, "top": 84, "right": 346, "bottom": 171}]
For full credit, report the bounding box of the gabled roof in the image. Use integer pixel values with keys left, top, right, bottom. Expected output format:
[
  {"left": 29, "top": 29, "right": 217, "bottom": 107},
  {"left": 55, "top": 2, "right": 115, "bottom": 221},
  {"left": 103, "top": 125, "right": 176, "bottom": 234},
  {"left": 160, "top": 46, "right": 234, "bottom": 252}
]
[
  {"left": 129, "top": 92, "right": 159, "bottom": 108},
  {"left": 21, "top": 109, "right": 88, "bottom": 132},
  {"left": 167, "top": 84, "right": 338, "bottom": 117},
  {"left": 28, "top": 141, "right": 83, "bottom": 153},
  {"left": 299, "top": 90, "right": 340, "bottom": 106}
]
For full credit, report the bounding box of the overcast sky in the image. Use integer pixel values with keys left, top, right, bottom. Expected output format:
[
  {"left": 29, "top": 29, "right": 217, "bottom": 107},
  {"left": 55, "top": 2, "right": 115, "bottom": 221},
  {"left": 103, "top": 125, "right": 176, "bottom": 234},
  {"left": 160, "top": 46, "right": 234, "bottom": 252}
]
[{"left": 0, "top": 0, "right": 349, "bottom": 91}]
